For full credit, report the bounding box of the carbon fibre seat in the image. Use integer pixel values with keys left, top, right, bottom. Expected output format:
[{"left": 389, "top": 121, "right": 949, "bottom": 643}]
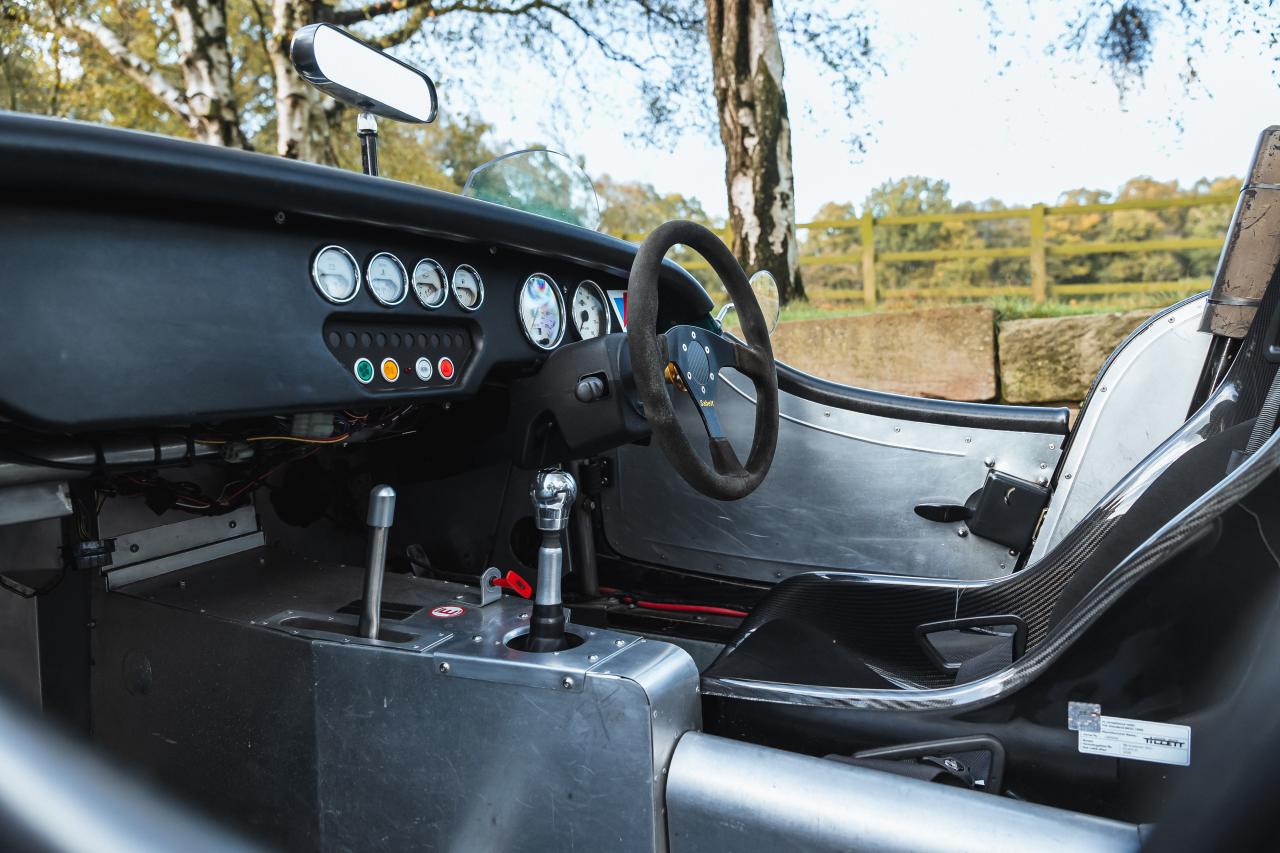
[{"left": 703, "top": 416, "right": 1256, "bottom": 691}]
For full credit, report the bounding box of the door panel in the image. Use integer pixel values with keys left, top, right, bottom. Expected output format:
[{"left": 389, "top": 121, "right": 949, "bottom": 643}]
[{"left": 603, "top": 369, "right": 1065, "bottom": 583}]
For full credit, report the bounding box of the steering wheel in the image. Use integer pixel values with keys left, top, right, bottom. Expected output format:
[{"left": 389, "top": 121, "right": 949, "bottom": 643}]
[{"left": 626, "top": 220, "right": 780, "bottom": 501}]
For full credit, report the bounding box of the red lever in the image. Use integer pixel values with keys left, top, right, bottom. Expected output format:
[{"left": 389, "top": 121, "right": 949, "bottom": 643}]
[{"left": 490, "top": 570, "right": 532, "bottom": 599}]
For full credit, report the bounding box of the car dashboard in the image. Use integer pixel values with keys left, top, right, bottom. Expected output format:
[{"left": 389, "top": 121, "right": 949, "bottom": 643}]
[{"left": 0, "top": 113, "right": 712, "bottom": 432}]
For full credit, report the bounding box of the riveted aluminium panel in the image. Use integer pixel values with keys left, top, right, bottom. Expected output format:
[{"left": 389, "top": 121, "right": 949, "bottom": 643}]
[{"left": 605, "top": 371, "right": 1062, "bottom": 582}]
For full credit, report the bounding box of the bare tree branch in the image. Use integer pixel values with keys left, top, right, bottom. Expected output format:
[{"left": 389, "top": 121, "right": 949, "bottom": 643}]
[{"left": 57, "top": 14, "right": 192, "bottom": 121}]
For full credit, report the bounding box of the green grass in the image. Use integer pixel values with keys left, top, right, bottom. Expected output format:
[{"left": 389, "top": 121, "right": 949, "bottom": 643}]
[{"left": 773, "top": 292, "right": 1187, "bottom": 325}]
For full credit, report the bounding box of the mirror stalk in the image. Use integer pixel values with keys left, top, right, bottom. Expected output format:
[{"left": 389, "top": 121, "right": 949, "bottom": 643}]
[{"left": 357, "top": 111, "right": 379, "bottom": 177}]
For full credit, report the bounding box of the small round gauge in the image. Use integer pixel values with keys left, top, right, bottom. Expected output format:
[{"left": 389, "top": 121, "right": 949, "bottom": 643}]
[
  {"left": 311, "top": 245, "right": 360, "bottom": 304},
  {"left": 571, "top": 280, "right": 611, "bottom": 340},
  {"left": 366, "top": 252, "right": 408, "bottom": 306},
  {"left": 412, "top": 258, "right": 449, "bottom": 309},
  {"left": 452, "top": 264, "right": 484, "bottom": 311},
  {"left": 518, "top": 273, "right": 566, "bottom": 351}
]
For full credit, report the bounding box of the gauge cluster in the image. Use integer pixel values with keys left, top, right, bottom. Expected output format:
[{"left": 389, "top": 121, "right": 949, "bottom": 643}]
[{"left": 309, "top": 243, "right": 628, "bottom": 397}]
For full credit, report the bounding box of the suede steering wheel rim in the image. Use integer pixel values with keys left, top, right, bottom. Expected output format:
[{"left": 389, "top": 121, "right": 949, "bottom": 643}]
[{"left": 626, "top": 220, "right": 780, "bottom": 501}]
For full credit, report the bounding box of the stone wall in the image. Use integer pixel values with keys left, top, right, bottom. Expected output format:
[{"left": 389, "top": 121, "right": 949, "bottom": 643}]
[
  {"left": 771, "top": 307, "right": 1157, "bottom": 404},
  {"left": 771, "top": 306, "right": 997, "bottom": 401},
  {"left": 998, "top": 310, "right": 1151, "bottom": 404}
]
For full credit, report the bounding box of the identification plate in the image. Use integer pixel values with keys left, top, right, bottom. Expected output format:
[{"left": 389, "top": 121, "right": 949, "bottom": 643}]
[{"left": 1078, "top": 715, "right": 1190, "bottom": 766}]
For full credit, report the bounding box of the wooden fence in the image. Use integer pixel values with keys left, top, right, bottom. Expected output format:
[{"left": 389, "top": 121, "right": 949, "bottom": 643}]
[{"left": 618, "top": 192, "right": 1236, "bottom": 307}]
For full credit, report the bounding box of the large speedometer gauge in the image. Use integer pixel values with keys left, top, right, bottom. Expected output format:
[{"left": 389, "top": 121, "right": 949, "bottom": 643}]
[
  {"left": 518, "top": 273, "right": 566, "bottom": 351},
  {"left": 452, "top": 264, "right": 484, "bottom": 311},
  {"left": 366, "top": 252, "right": 408, "bottom": 306},
  {"left": 412, "top": 258, "right": 449, "bottom": 309},
  {"left": 571, "top": 280, "right": 611, "bottom": 340},
  {"left": 312, "top": 245, "right": 360, "bottom": 304}
]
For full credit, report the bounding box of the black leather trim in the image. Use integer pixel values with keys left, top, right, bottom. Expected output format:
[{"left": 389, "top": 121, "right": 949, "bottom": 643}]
[{"left": 775, "top": 362, "right": 1070, "bottom": 434}]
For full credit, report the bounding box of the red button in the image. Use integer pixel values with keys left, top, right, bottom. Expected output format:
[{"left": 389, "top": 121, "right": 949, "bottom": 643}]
[{"left": 438, "top": 357, "right": 455, "bottom": 381}]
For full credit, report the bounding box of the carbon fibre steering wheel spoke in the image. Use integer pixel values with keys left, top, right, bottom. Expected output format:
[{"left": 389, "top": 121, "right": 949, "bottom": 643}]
[{"left": 665, "top": 325, "right": 736, "bottom": 440}]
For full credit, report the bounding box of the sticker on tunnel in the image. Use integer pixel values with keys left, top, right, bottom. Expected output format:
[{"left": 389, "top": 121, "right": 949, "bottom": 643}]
[
  {"left": 1078, "top": 715, "right": 1190, "bottom": 766},
  {"left": 429, "top": 605, "right": 466, "bottom": 618}
]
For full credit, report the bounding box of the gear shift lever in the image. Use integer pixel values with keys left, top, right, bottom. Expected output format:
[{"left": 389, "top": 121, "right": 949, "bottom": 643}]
[
  {"left": 526, "top": 468, "right": 577, "bottom": 652},
  {"left": 358, "top": 484, "right": 396, "bottom": 640}
]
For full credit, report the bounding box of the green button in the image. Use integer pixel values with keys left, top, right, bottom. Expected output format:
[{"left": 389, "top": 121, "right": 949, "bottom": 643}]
[{"left": 353, "top": 357, "right": 375, "bottom": 384}]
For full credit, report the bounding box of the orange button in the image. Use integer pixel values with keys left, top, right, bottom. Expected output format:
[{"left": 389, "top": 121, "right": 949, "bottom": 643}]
[
  {"left": 438, "top": 357, "right": 455, "bottom": 381},
  {"left": 380, "top": 357, "right": 400, "bottom": 382}
]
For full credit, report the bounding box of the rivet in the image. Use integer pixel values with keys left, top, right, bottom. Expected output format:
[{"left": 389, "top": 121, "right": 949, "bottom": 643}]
[
  {"left": 1009, "top": 549, "right": 1018, "bottom": 556},
  {"left": 520, "top": 613, "right": 529, "bottom": 619},
  {"left": 691, "top": 331, "right": 697, "bottom": 339},
  {"left": 956, "top": 528, "right": 968, "bottom": 538},
  {"left": 1100, "top": 386, "right": 1108, "bottom": 393},
  {"left": 614, "top": 639, "right": 626, "bottom": 648},
  {"left": 273, "top": 211, "right": 286, "bottom": 225},
  {"left": 1065, "top": 473, "right": 1073, "bottom": 479},
  {"left": 472, "top": 635, "right": 483, "bottom": 643},
  {"left": 983, "top": 457, "right": 995, "bottom": 467},
  {"left": 455, "top": 595, "right": 464, "bottom": 600},
  {"left": 588, "top": 654, "right": 599, "bottom": 662},
  {"left": 681, "top": 343, "right": 688, "bottom": 352},
  {"left": 439, "top": 662, "right": 451, "bottom": 674},
  {"left": 1037, "top": 476, "right": 1049, "bottom": 486},
  {"left": 1039, "top": 462, "right": 1047, "bottom": 469},
  {"left": 894, "top": 426, "right": 901, "bottom": 433},
  {"left": 561, "top": 676, "right": 575, "bottom": 689},
  {"left": 1048, "top": 443, "right": 1056, "bottom": 450}
]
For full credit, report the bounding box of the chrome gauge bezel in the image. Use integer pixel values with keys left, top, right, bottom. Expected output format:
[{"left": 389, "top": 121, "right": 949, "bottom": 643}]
[
  {"left": 411, "top": 257, "right": 450, "bottom": 309},
  {"left": 451, "top": 264, "right": 485, "bottom": 312},
  {"left": 365, "top": 251, "right": 409, "bottom": 307},
  {"left": 311, "top": 244, "right": 361, "bottom": 305},
  {"left": 517, "top": 272, "right": 567, "bottom": 351},
  {"left": 571, "top": 279, "right": 612, "bottom": 340}
]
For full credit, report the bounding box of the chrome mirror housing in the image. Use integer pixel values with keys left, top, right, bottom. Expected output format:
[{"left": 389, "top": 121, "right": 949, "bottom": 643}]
[{"left": 290, "top": 24, "right": 437, "bottom": 125}]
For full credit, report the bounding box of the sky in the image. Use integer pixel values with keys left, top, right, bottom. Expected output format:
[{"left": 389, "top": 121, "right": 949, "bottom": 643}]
[{"left": 428, "top": 2, "right": 1279, "bottom": 222}]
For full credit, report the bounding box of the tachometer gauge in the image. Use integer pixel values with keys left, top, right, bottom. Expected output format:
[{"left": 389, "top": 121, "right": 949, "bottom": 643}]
[
  {"left": 452, "top": 264, "right": 484, "bottom": 311},
  {"left": 518, "top": 273, "right": 566, "bottom": 351},
  {"left": 412, "top": 258, "right": 449, "bottom": 309},
  {"left": 366, "top": 252, "right": 408, "bottom": 306},
  {"left": 312, "top": 245, "right": 360, "bottom": 304},
  {"left": 571, "top": 280, "right": 611, "bottom": 340}
]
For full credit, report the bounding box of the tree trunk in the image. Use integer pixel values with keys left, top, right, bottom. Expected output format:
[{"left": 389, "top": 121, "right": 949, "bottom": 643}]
[
  {"left": 704, "top": 0, "right": 804, "bottom": 304},
  {"left": 270, "top": 0, "right": 320, "bottom": 160},
  {"left": 173, "top": 0, "right": 249, "bottom": 148}
]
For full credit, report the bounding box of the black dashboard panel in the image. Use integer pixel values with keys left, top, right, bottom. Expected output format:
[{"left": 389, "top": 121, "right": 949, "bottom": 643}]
[{"left": 0, "top": 114, "right": 713, "bottom": 430}]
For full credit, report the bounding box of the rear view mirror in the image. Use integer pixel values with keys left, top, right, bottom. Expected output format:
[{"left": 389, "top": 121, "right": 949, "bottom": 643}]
[
  {"left": 716, "top": 270, "right": 782, "bottom": 336},
  {"left": 290, "top": 24, "right": 437, "bottom": 124},
  {"left": 749, "top": 271, "right": 782, "bottom": 334}
]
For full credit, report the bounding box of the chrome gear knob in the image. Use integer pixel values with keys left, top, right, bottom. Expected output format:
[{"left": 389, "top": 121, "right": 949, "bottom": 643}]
[{"left": 531, "top": 469, "right": 577, "bottom": 532}]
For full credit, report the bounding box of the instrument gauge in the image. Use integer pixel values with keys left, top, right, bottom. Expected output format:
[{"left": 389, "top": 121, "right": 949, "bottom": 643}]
[
  {"left": 571, "top": 280, "right": 611, "bottom": 340},
  {"left": 311, "top": 245, "right": 360, "bottom": 304},
  {"left": 366, "top": 252, "right": 408, "bottom": 306},
  {"left": 412, "top": 258, "right": 449, "bottom": 309},
  {"left": 452, "top": 264, "right": 484, "bottom": 311},
  {"left": 518, "top": 273, "right": 566, "bottom": 351}
]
